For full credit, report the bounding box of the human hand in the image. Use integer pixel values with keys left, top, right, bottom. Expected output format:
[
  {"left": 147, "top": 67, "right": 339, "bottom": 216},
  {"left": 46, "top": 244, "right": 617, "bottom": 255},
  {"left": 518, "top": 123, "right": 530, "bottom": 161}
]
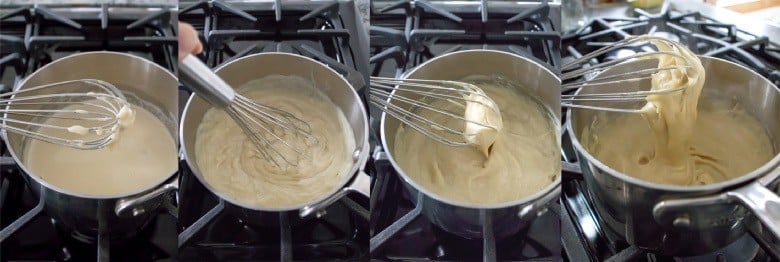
[{"left": 178, "top": 22, "right": 203, "bottom": 61}]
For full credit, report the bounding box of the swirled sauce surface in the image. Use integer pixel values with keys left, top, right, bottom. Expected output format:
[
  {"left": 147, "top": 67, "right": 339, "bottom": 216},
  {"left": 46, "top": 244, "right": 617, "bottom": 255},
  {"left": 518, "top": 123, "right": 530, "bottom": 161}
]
[
  {"left": 393, "top": 76, "right": 559, "bottom": 205},
  {"left": 195, "top": 75, "right": 355, "bottom": 208}
]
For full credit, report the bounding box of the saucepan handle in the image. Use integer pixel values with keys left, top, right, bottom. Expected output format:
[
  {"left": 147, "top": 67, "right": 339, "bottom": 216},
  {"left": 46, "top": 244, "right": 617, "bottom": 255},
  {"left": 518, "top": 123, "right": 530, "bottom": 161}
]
[
  {"left": 728, "top": 182, "right": 780, "bottom": 239},
  {"left": 654, "top": 177, "right": 780, "bottom": 239},
  {"left": 299, "top": 170, "right": 370, "bottom": 218},
  {"left": 115, "top": 177, "right": 179, "bottom": 217}
]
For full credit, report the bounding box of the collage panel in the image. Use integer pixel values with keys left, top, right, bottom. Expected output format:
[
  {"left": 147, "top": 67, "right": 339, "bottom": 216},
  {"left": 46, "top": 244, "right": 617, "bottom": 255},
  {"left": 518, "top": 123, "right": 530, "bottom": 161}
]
[
  {"left": 175, "top": 1, "right": 370, "bottom": 261},
  {"left": 0, "top": 0, "right": 373, "bottom": 261},
  {"left": 1, "top": 0, "right": 779, "bottom": 262},
  {"left": 561, "top": 0, "right": 780, "bottom": 261},
  {"left": 0, "top": 1, "right": 180, "bottom": 261},
  {"left": 368, "top": 1, "right": 562, "bottom": 260}
]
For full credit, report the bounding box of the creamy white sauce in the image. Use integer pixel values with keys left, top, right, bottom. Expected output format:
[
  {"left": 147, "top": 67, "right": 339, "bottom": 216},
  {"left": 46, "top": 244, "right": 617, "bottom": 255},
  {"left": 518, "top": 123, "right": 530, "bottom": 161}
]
[
  {"left": 582, "top": 35, "right": 774, "bottom": 185},
  {"left": 394, "top": 77, "right": 559, "bottom": 205},
  {"left": 25, "top": 102, "right": 177, "bottom": 196},
  {"left": 195, "top": 75, "right": 355, "bottom": 208},
  {"left": 462, "top": 88, "right": 503, "bottom": 157}
]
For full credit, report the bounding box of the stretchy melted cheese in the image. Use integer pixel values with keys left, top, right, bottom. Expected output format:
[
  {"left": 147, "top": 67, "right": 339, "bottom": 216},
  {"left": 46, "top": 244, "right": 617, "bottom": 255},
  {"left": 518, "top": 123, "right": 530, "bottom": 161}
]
[
  {"left": 195, "top": 75, "right": 354, "bottom": 208},
  {"left": 394, "top": 77, "right": 559, "bottom": 205},
  {"left": 582, "top": 36, "right": 774, "bottom": 185},
  {"left": 25, "top": 103, "right": 177, "bottom": 196}
]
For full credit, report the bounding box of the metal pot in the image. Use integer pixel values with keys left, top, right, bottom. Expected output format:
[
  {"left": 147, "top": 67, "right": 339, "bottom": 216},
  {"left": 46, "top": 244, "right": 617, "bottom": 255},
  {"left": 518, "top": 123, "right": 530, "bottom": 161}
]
[
  {"left": 380, "top": 50, "right": 562, "bottom": 239},
  {"left": 567, "top": 56, "right": 780, "bottom": 256},
  {"left": 3, "top": 52, "right": 180, "bottom": 239},
  {"left": 180, "top": 53, "right": 370, "bottom": 220}
]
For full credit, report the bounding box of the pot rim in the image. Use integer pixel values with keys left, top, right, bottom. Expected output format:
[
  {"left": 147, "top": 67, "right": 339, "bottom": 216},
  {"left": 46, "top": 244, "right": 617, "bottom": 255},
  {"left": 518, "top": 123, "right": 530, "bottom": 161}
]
[
  {"left": 380, "top": 49, "right": 563, "bottom": 210},
  {"left": 3, "top": 51, "right": 179, "bottom": 200},
  {"left": 180, "top": 52, "right": 371, "bottom": 212},
  {"left": 566, "top": 55, "right": 780, "bottom": 192}
]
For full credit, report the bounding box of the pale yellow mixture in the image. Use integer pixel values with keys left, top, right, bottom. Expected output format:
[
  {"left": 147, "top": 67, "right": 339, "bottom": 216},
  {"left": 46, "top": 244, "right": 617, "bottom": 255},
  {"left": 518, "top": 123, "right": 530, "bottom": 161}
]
[
  {"left": 195, "top": 75, "right": 355, "bottom": 208},
  {"left": 394, "top": 76, "right": 560, "bottom": 205},
  {"left": 463, "top": 87, "right": 503, "bottom": 157},
  {"left": 25, "top": 103, "right": 178, "bottom": 196},
  {"left": 582, "top": 36, "right": 774, "bottom": 185}
]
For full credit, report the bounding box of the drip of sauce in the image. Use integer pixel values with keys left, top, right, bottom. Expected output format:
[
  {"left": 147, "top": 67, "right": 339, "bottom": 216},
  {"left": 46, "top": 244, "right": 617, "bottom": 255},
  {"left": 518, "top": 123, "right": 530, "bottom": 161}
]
[
  {"left": 25, "top": 102, "right": 177, "bottom": 196},
  {"left": 582, "top": 35, "right": 774, "bottom": 185},
  {"left": 195, "top": 75, "right": 355, "bottom": 208},
  {"left": 463, "top": 89, "right": 503, "bottom": 157},
  {"left": 394, "top": 76, "right": 559, "bottom": 205}
]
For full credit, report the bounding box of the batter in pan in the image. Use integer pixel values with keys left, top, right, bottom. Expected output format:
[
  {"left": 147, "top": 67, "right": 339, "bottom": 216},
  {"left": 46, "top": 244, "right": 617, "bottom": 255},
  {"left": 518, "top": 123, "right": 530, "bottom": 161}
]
[
  {"left": 25, "top": 102, "right": 178, "bottom": 196},
  {"left": 582, "top": 36, "right": 774, "bottom": 185},
  {"left": 394, "top": 76, "right": 560, "bottom": 205},
  {"left": 195, "top": 75, "right": 355, "bottom": 208}
]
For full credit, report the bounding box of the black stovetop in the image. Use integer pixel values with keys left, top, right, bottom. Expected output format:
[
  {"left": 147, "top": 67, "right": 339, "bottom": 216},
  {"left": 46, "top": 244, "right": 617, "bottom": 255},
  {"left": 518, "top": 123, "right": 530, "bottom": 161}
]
[
  {"left": 175, "top": 1, "right": 370, "bottom": 260},
  {"left": 560, "top": 4, "right": 780, "bottom": 262},
  {"left": 0, "top": 4, "right": 177, "bottom": 261},
  {"left": 368, "top": 1, "right": 562, "bottom": 261}
]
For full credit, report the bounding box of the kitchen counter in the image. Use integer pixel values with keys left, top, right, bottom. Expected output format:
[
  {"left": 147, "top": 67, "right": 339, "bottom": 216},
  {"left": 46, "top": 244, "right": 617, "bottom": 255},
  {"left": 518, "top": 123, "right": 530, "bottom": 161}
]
[{"left": 586, "top": 0, "right": 780, "bottom": 44}]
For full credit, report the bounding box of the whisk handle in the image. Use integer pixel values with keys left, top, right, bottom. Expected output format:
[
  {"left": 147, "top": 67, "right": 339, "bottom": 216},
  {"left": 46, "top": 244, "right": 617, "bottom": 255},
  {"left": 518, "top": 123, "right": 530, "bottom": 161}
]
[{"left": 179, "top": 55, "right": 236, "bottom": 107}]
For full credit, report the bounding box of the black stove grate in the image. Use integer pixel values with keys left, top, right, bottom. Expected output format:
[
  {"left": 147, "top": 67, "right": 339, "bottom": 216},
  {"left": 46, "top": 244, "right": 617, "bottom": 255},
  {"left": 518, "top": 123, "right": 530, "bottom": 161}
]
[
  {"left": 0, "top": 5, "right": 177, "bottom": 261},
  {"left": 562, "top": 5, "right": 780, "bottom": 88},
  {"left": 178, "top": 0, "right": 369, "bottom": 90},
  {"left": 560, "top": 5, "right": 780, "bottom": 262},
  {"left": 371, "top": 0, "right": 561, "bottom": 79},
  {"left": 368, "top": 1, "right": 562, "bottom": 261},
  {"left": 0, "top": 5, "right": 177, "bottom": 92},
  {"left": 176, "top": 1, "right": 369, "bottom": 260}
]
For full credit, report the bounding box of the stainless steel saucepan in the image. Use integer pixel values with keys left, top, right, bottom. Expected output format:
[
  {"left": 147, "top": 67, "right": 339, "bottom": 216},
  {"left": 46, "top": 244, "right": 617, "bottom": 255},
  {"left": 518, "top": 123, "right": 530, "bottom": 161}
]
[
  {"left": 3, "top": 51, "right": 180, "bottom": 238},
  {"left": 567, "top": 56, "right": 780, "bottom": 256},
  {"left": 180, "top": 53, "right": 370, "bottom": 222},
  {"left": 380, "top": 50, "right": 562, "bottom": 239}
]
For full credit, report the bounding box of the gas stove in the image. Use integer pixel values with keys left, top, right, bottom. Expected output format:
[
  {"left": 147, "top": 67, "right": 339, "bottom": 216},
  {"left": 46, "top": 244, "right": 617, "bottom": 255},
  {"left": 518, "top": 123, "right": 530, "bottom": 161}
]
[
  {"left": 0, "top": 3, "right": 177, "bottom": 261},
  {"left": 176, "top": 1, "right": 370, "bottom": 260},
  {"left": 368, "top": 1, "right": 562, "bottom": 261},
  {"left": 560, "top": 3, "right": 780, "bottom": 261}
]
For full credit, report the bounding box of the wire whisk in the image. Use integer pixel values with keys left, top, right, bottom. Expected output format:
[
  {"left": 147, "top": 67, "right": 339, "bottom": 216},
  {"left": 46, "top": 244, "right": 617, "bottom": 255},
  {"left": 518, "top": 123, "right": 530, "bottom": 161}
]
[
  {"left": 369, "top": 77, "right": 502, "bottom": 147},
  {"left": 179, "top": 55, "right": 318, "bottom": 169},
  {"left": 561, "top": 35, "right": 698, "bottom": 113},
  {"left": 1, "top": 79, "right": 129, "bottom": 149}
]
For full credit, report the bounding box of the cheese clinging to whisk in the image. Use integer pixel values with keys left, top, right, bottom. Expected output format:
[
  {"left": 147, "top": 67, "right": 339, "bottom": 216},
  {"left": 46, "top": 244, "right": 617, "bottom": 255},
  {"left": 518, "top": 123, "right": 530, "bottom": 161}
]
[{"left": 463, "top": 89, "right": 503, "bottom": 157}]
